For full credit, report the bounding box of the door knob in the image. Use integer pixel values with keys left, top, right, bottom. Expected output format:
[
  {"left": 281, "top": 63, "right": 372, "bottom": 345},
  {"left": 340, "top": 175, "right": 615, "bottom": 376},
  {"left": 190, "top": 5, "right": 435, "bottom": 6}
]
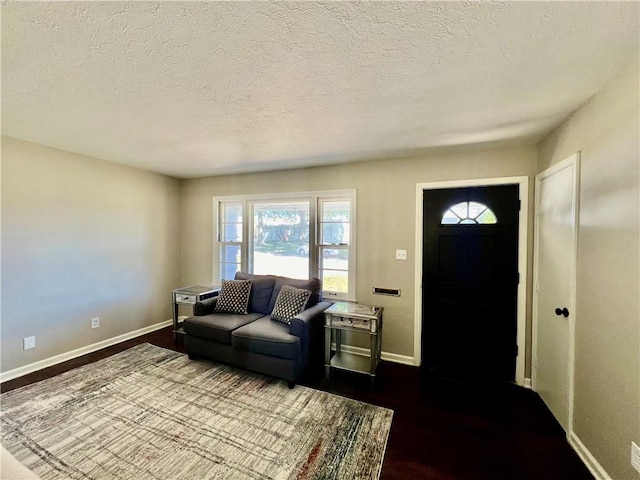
[{"left": 555, "top": 307, "right": 569, "bottom": 318}]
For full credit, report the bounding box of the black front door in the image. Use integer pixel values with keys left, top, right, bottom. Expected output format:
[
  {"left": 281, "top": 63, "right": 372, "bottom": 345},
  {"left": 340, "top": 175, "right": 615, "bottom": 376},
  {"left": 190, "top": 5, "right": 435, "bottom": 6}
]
[{"left": 422, "top": 185, "right": 519, "bottom": 382}]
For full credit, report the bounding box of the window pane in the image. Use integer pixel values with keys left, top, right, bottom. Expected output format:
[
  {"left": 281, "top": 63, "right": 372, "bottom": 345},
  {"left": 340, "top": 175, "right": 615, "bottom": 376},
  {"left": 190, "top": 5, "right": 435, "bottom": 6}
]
[
  {"left": 468, "top": 202, "right": 487, "bottom": 219},
  {"left": 476, "top": 209, "right": 497, "bottom": 224},
  {"left": 252, "top": 201, "right": 309, "bottom": 279},
  {"left": 220, "top": 244, "right": 241, "bottom": 280},
  {"left": 223, "top": 204, "right": 242, "bottom": 223},
  {"left": 223, "top": 224, "right": 242, "bottom": 242},
  {"left": 321, "top": 223, "right": 349, "bottom": 244},
  {"left": 441, "top": 201, "right": 497, "bottom": 225},
  {"left": 321, "top": 249, "right": 348, "bottom": 293},
  {"left": 441, "top": 209, "right": 460, "bottom": 224},
  {"left": 321, "top": 247, "right": 348, "bottom": 263},
  {"left": 220, "top": 245, "right": 241, "bottom": 264},
  {"left": 221, "top": 262, "right": 240, "bottom": 280},
  {"left": 450, "top": 202, "right": 468, "bottom": 219},
  {"left": 322, "top": 201, "right": 350, "bottom": 222},
  {"left": 321, "top": 269, "right": 348, "bottom": 293},
  {"left": 221, "top": 203, "right": 243, "bottom": 242},
  {"left": 320, "top": 200, "right": 350, "bottom": 244}
]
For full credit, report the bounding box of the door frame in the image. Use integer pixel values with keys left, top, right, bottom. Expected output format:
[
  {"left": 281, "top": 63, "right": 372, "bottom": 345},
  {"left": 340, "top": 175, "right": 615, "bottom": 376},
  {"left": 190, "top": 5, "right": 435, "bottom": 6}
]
[
  {"left": 414, "top": 176, "right": 529, "bottom": 386},
  {"left": 532, "top": 152, "right": 580, "bottom": 432}
]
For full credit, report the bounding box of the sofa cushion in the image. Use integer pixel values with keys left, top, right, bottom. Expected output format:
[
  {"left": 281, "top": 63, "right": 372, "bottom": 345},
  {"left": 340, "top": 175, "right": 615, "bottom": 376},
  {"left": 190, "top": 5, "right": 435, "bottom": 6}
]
[
  {"left": 268, "top": 276, "right": 322, "bottom": 313},
  {"left": 234, "top": 272, "right": 276, "bottom": 315},
  {"left": 232, "top": 317, "right": 301, "bottom": 360},
  {"left": 271, "top": 285, "right": 312, "bottom": 325},
  {"left": 184, "top": 312, "right": 263, "bottom": 344},
  {"left": 215, "top": 279, "right": 252, "bottom": 314}
]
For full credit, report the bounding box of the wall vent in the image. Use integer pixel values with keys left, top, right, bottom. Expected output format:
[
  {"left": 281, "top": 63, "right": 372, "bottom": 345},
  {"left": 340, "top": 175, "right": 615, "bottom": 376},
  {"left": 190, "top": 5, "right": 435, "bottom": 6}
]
[{"left": 372, "top": 287, "right": 401, "bottom": 297}]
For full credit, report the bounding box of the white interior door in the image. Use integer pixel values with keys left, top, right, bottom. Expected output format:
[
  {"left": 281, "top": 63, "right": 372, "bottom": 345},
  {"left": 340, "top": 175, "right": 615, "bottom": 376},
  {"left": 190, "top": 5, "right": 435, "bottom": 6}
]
[{"left": 532, "top": 153, "right": 579, "bottom": 432}]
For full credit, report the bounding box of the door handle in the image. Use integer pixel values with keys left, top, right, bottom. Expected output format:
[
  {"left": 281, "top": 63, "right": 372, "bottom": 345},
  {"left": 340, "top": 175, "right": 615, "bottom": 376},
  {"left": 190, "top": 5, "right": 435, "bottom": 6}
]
[{"left": 555, "top": 307, "right": 569, "bottom": 318}]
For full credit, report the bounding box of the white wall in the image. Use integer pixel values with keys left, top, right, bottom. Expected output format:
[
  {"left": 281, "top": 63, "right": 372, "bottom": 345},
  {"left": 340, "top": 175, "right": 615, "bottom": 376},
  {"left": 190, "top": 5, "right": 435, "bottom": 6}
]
[
  {"left": 537, "top": 54, "right": 640, "bottom": 480},
  {"left": 1, "top": 137, "right": 182, "bottom": 373}
]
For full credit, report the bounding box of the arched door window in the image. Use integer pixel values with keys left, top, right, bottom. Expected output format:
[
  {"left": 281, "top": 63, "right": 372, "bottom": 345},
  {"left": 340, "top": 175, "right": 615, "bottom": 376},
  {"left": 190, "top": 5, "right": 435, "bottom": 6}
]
[{"left": 441, "top": 201, "right": 497, "bottom": 225}]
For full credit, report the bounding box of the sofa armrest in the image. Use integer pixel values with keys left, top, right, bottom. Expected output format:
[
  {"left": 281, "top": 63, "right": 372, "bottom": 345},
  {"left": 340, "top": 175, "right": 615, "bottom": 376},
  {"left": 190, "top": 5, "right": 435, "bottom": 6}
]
[
  {"left": 290, "top": 301, "right": 331, "bottom": 370},
  {"left": 290, "top": 301, "right": 331, "bottom": 337},
  {"left": 194, "top": 297, "right": 219, "bottom": 316}
]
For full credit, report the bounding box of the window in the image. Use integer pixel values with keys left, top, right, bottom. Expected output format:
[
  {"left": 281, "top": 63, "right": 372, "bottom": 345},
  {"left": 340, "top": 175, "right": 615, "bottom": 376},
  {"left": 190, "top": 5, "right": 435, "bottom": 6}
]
[
  {"left": 318, "top": 198, "right": 351, "bottom": 295},
  {"left": 252, "top": 200, "right": 310, "bottom": 279},
  {"left": 441, "top": 201, "right": 497, "bottom": 225},
  {"left": 214, "top": 190, "right": 356, "bottom": 301},
  {"left": 218, "top": 202, "right": 243, "bottom": 280}
]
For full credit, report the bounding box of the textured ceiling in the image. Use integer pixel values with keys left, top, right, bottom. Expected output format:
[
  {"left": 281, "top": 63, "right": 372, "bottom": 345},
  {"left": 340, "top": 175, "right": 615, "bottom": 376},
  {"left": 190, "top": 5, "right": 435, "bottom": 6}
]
[{"left": 2, "top": 2, "right": 639, "bottom": 178}]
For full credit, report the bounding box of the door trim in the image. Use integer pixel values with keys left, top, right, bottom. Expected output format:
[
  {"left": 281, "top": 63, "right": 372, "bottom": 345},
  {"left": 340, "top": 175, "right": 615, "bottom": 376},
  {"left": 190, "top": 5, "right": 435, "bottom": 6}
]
[
  {"left": 532, "top": 152, "right": 580, "bottom": 432},
  {"left": 414, "top": 176, "right": 529, "bottom": 386}
]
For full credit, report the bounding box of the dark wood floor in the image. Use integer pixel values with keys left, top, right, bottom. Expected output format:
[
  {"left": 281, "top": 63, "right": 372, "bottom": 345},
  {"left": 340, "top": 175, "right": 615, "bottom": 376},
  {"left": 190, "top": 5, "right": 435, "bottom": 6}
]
[{"left": 2, "top": 327, "right": 593, "bottom": 480}]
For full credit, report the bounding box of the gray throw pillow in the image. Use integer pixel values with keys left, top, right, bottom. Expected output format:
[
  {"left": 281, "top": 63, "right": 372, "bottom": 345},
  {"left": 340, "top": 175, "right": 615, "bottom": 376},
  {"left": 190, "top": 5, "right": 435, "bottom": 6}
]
[
  {"left": 270, "top": 285, "right": 312, "bottom": 325},
  {"left": 214, "top": 279, "right": 252, "bottom": 314}
]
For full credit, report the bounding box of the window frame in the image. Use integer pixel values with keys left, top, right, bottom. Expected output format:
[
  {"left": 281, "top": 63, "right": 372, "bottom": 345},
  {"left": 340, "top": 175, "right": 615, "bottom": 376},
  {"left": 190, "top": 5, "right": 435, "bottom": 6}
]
[
  {"left": 317, "top": 196, "right": 355, "bottom": 301},
  {"left": 217, "top": 201, "right": 245, "bottom": 281},
  {"left": 213, "top": 189, "right": 357, "bottom": 301}
]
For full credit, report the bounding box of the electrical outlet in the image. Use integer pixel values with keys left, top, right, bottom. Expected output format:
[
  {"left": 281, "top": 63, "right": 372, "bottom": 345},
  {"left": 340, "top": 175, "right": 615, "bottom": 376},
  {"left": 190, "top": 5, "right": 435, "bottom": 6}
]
[
  {"left": 395, "top": 249, "right": 407, "bottom": 260},
  {"left": 632, "top": 441, "right": 640, "bottom": 474},
  {"left": 91, "top": 317, "right": 100, "bottom": 329},
  {"left": 23, "top": 336, "right": 35, "bottom": 350}
]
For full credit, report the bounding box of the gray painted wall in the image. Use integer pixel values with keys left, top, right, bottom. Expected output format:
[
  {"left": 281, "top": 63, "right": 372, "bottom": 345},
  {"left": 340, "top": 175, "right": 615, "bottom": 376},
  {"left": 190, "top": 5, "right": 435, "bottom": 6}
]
[
  {"left": 1, "top": 137, "right": 182, "bottom": 372},
  {"left": 180, "top": 145, "right": 537, "bottom": 362}
]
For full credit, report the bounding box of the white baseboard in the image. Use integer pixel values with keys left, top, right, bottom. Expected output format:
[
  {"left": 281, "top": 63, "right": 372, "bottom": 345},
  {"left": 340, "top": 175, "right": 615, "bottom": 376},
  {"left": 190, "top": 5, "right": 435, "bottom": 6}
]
[
  {"left": 523, "top": 377, "right": 532, "bottom": 389},
  {"left": 381, "top": 350, "right": 415, "bottom": 366},
  {"left": 331, "top": 343, "right": 415, "bottom": 366},
  {"left": 0, "top": 319, "right": 173, "bottom": 383},
  {"left": 569, "top": 431, "right": 613, "bottom": 480}
]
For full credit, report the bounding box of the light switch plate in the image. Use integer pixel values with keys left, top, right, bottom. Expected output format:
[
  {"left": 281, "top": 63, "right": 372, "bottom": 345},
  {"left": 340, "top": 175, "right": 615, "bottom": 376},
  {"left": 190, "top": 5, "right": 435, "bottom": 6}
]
[{"left": 395, "top": 249, "right": 407, "bottom": 260}]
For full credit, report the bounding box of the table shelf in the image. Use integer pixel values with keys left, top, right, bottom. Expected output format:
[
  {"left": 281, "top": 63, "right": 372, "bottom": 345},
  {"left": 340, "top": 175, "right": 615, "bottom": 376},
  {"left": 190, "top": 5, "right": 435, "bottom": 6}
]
[{"left": 329, "top": 352, "right": 376, "bottom": 376}]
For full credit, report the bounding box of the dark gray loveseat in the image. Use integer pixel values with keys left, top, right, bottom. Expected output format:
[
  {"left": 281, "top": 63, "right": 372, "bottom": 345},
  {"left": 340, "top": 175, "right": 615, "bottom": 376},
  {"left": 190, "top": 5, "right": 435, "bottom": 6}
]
[{"left": 183, "top": 272, "right": 331, "bottom": 387}]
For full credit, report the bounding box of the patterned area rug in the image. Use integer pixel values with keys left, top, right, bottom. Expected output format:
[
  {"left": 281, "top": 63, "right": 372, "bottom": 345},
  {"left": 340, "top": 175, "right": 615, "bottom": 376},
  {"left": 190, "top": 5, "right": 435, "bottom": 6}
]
[{"left": 1, "top": 343, "right": 393, "bottom": 479}]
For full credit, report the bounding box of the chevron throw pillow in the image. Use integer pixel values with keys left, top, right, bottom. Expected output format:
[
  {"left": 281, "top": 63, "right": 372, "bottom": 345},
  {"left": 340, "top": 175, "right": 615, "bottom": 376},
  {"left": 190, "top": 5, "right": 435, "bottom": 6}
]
[
  {"left": 214, "top": 279, "right": 253, "bottom": 314},
  {"left": 271, "top": 285, "right": 312, "bottom": 325}
]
